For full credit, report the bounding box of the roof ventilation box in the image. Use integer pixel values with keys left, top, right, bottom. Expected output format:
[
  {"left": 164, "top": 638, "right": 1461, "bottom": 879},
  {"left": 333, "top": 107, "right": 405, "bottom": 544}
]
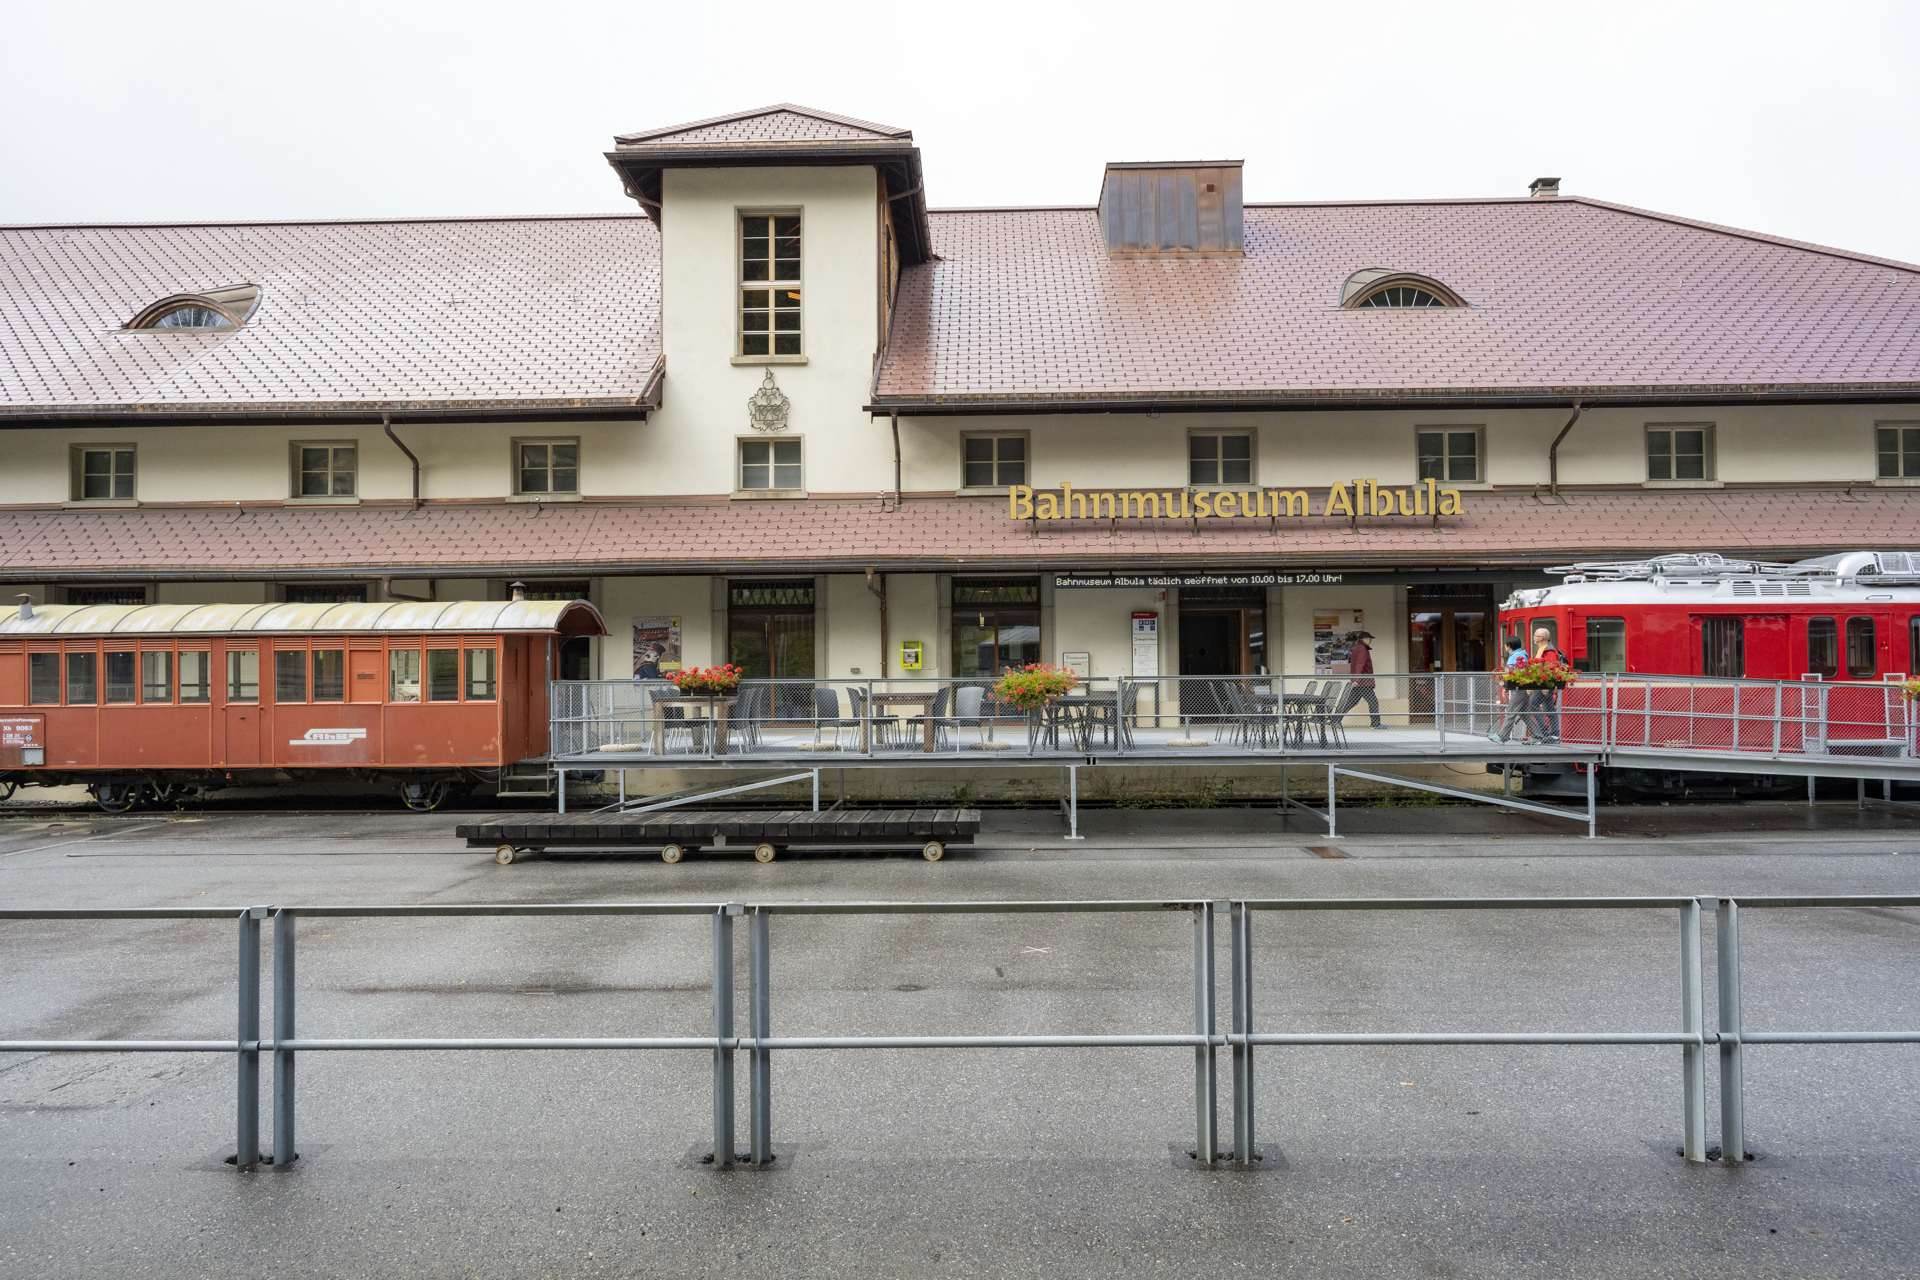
[{"left": 1098, "top": 161, "right": 1243, "bottom": 257}]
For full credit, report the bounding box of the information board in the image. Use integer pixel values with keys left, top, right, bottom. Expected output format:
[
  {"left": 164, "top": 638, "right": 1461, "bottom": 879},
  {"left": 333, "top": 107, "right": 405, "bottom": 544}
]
[{"left": 1130, "top": 612, "right": 1160, "bottom": 678}]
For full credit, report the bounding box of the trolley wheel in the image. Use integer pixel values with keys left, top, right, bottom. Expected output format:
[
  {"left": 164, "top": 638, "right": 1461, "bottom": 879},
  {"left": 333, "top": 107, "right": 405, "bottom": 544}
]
[
  {"left": 752, "top": 842, "right": 778, "bottom": 864},
  {"left": 494, "top": 843, "right": 519, "bottom": 866},
  {"left": 90, "top": 781, "right": 141, "bottom": 814},
  {"left": 399, "top": 779, "right": 451, "bottom": 813},
  {"left": 921, "top": 839, "right": 946, "bottom": 863},
  {"left": 660, "top": 843, "right": 686, "bottom": 865}
]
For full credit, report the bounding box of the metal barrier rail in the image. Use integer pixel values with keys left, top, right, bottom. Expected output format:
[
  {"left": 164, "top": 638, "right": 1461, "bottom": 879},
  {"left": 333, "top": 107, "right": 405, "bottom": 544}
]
[{"left": 3, "top": 895, "right": 1917, "bottom": 1171}]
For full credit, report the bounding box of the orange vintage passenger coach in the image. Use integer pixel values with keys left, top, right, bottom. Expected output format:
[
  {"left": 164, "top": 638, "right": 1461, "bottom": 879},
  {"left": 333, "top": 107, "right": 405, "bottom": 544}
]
[{"left": 0, "top": 596, "right": 604, "bottom": 811}]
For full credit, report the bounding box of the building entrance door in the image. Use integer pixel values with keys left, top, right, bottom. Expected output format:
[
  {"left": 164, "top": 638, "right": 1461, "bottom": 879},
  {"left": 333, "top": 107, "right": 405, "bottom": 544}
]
[
  {"left": 1407, "top": 585, "right": 1493, "bottom": 720},
  {"left": 728, "top": 580, "right": 816, "bottom": 717},
  {"left": 1178, "top": 587, "right": 1266, "bottom": 722}
]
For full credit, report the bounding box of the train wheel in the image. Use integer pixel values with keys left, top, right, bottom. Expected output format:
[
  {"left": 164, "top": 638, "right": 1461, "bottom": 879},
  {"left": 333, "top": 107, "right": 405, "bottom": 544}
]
[
  {"left": 752, "top": 842, "right": 778, "bottom": 864},
  {"left": 921, "top": 840, "right": 946, "bottom": 863},
  {"left": 400, "top": 779, "right": 451, "bottom": 813},
  {"left": 660, "top": 843, "right": 685, "bottom": 865},
  {"left": 0, "top": 780, "right": 16, "bottom": 802},
  {"left": 90, "top": 782, "right": 140, "bottom": 814}
]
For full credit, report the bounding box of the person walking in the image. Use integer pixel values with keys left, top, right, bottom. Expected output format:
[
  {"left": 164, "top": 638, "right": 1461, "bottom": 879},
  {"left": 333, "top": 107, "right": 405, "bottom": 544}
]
[
  {"left": 1530, "top": 627, "right": 1568, "bottom": 743},
  {"left": 1338, "top": 630, "right": 1384, "bottom": 728},
  {"left": 1488, "top": 635, "right": 1530, "bottom": 742}
]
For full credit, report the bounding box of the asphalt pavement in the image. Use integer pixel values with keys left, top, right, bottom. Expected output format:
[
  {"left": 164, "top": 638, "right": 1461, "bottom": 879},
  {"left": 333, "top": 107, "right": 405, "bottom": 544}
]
[{"left": 2, "top": 801, "right": 1919, "bottom": 1279}]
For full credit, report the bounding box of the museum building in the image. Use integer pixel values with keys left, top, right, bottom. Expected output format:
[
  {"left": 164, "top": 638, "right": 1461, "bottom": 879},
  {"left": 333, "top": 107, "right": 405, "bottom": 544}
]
[{"left": 4, "top": 103, "right": 1920, "bottom": 707}]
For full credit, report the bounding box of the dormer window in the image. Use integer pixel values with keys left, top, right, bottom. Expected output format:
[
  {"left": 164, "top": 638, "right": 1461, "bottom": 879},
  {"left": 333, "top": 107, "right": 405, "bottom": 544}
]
[
  {"left": 1341, "top": 270, "right": 1465, "bottom": 310},
  {"left": 126, "top": 284, "right": 261, "bottom": 331}
]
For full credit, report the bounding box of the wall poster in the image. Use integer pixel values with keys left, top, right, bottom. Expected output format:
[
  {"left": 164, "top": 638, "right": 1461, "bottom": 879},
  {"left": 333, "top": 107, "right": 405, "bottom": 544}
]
[
  {"left": 632, "top": 618, "right": 683, "bottom": 678},
  {"left": 1311, "top": 609, "right": 1367, "bottom": 676},
  {"left": 1130, "top": 612, "right": 1160, "bottom": 678}
]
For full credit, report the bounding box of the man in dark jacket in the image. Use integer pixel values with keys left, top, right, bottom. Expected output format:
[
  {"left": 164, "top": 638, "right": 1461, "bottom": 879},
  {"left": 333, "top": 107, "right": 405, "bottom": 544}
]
[{"left": 1338, "top": 631, "right": 1384, "bottom": 728}]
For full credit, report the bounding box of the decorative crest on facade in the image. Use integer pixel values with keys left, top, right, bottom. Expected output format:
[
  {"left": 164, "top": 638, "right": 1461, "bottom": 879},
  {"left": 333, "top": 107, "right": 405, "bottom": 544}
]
[{"left": 747, "top": 370, "right": 791, "bottom": 432}]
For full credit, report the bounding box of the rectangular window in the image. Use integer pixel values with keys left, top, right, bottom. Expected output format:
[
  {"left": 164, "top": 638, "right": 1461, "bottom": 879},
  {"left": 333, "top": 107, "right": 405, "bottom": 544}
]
[
  {"left": 426, "top": 649, "right": 460, "bottom": 701},
  {"left": 281, "top": 583, "right": 369, "bottom": 604},
  {"left": 1188, "top": 433, "right": 1252, "bottom": 486},
  {"left": 66, "top": 651, "right": 98, "bottom": 704},
  {"left": 1700, "top": 617, "right": 1744, "bottom": 678},
  {"left": 104, "top": 651, "right": 136, "bottom": 703},
  {"left": 63, "top": 585, "right": 147, "bottom": 606},
  {"left": 515, "top": 439, "right": 579, "bottom": 495},
  {"left": 28, "top": 653, "right": 60, "bottom": 704},
  {"left": 739, "top": 438, "right": 803, "bottom": 491},
  {"left": 1646, "top": 425, "right": 1713, "bottom": 481},
  {"left": 227, "top": 650, "right": 259, "bottom": 701},
  {"left": 179, "top": 651, "right": 211, "bottom": 703},
  {"left": 1846, "top": 616, "right": 1877, "bottom": 678},
  {"left": 312, "top": 649, "right": 345, "bottom": 701},
  {"left": 1416, "top": 428, "right": 1482, "bottom": 483},
  {"left": 293, "top": 443, "right": 357, "bottom": 497},
  {"left": 1582, "top": 618, "right": 1627, "bottom": 673},
  {"left": 1807, "top": 617, "right": 1838, "bottom": 679},
  {"left": 389, "top": 649, "right": 421, "bottom": 702},
  {"left": 514, "top": 581, "right": 591, "bottom": 602},
  {"left": 1877, "top": 424, "right": 1920, "bottom": 479},
  {"left": 962, "top": 435, "right": 1027, "bottom": 488},
  {"left": 952, "top": 578, "right": 1042, "bottom": 678},
  {"left": 739, "top": 212, "right": 802, "bottom": 357},
  {"left": 142, "top": 651, "right": 173, "bottom": 703},
  {"left": 71, "top": 446, "right": 136, "bottom": 501},
  {"left": 275, "top": 651, "right": 308, "bottom": 702},
  {"left": 466, "top": 648, "right": 497, "bottom": 700}
]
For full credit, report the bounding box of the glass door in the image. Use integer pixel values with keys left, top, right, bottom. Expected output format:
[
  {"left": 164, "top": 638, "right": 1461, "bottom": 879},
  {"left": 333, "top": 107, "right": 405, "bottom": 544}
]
[
  {"left": 1407, "top": 586, "right": 1494, "bottom": 720},
  {"left": 728, "top": 580, "right": 816, "bottom": 717}
]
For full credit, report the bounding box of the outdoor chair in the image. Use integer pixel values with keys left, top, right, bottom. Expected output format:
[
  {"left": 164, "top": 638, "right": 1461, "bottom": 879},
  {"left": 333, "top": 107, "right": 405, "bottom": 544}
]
[
  {"left": 726, "top": 682, "right": 769, "bottom": 753},
  {"left": 1315, "top": 679, "right": 1351, "bottom": 749},
  {"left": 904, "top": 685, "right": 953, "bottom": 750},
  {"left": 846, "top": 686, "right": 892, "bottom": 750},
  {"left": 810, "top": 686, "right": 864, "bottom": 749}
]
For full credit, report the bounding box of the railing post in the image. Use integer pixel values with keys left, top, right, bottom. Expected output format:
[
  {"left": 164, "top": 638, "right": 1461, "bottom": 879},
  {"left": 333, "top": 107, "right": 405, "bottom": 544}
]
[
  {"left": 712, "top": 906, "right": 738, "bottom": 1167},
  {"left": 1771, "top": 682, "right": 1783, "bottom": 756},
  {"left": 1716, "top": 898, "right": 1746, "bottom": 1165},
  {"left": 748, "top": 908, "right": 773, "bottom": 1166},
  {"left": 272, "top": 908, "right": 297, "bottom": 1168},
  {"left": 1678, "top": 900, "right": 1706, "bottom": 1163},
  {"left": 1229, "top": 901, "right": 1255, "bottom": 1164},
  {"left": 1325, "top": 764, "right": 1338, "bottom": 838},
  {"left": 235, "top": 907, "right": 265, "bottom": 1170},
  {"left": 1435, "top": 674, "right": 1447, "bottom": 749},
  {"left": 1191, "top": 901, "right": 1218, "bottom": 1165}
]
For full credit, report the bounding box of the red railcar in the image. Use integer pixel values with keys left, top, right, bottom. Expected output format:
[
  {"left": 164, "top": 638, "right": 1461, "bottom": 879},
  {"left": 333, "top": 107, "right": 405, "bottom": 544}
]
[
  {"left": 1499, "top": 552, "right": 1920, "bottom": 792},
  {"left": 0, "top": 598, "right": 604, "bottom": 811}
]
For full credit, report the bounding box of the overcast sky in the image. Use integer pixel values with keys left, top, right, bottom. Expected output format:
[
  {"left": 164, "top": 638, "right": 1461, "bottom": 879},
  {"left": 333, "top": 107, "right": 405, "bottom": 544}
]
[{"left": 5, "top": 0, "right": 1917, "bottom": 261}]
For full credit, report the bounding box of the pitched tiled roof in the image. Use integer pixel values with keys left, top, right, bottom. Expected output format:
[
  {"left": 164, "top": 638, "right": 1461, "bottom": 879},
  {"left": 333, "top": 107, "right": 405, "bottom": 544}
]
[
  {"left": 614, "top": 104, "right": 910, "bottom": 146},
  {"left": 0, "top": 216, "right": 663, "bottom": 418},
  {"left": 3, "top": 488, "right": 1915, "bottom": 579},
  {"left": 871, "top": 198, "right": 1920, "bottom": 408}
]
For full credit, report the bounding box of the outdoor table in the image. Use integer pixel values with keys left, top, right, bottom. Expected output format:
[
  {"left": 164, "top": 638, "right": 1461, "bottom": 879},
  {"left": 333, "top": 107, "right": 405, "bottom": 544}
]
[
  {"left": 650, "top": 695, "right": 737, "bottom": 755},
  {"left": 871, "top": 691, "right": 939, "bottom": 753}
]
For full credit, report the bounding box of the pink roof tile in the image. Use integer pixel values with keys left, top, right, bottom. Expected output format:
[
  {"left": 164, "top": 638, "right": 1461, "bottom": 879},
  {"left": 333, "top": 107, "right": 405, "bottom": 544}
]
[
  {"left": 2, "top": 488, "right": 1915, "bottom": 578},
  {"left": 0, "top": 216, "right": 661, "bottom": 416},
  {"left": 614, "top": 104, "right": 910, "bottom": 147},
  {"left": 872, "top": 199, "right": 1920, "bottom": 406}
]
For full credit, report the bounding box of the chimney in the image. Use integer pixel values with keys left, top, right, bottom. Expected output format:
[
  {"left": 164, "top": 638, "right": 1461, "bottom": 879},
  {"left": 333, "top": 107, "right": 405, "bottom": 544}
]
[
  {"left": 1098, "top": 161, "right": 1244, "bottom": 257},
  {"left": 15, "top": 593, "right": 34, "bottom": 620},
  {"left": 1528, "top": 176, "right": 1561, "bottom": 199},
  {"left": 509, "top": 581, "right": 526, "bottom": 603}
]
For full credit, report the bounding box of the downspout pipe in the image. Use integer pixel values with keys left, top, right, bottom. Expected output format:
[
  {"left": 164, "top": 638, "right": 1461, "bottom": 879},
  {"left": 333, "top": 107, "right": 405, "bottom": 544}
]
[
  {"left": 866, "top": 567, "right": 889, "bottom": 679},
  {"left": 383, "top": 413, "right": 422, "bottom": 508},
  {"left": 1547, "top": 401, "right": 1584, "bottom": 498},
  {"left": 890, "top": 410, "right": 902, "bottom": 508}
]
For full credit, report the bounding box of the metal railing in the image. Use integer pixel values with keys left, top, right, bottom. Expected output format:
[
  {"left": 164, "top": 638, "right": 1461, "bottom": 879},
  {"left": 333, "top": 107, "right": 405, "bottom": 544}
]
[{"left": 4, "top": 894, "right": 1916, "bottom": 1172}]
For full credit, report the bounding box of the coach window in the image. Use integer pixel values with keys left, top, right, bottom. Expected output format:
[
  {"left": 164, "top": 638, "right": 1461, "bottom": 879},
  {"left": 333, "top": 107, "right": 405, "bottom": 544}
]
[
  {"left": 1846, "top": 617, "right": 1876, "bottom": 679},
  {"left": 313, "top": 649, "right": 345, "bottom": 702},
  {"left": 1582, "top": 618, "right": 1626, "bottom": 673},
  {"left": 227, "top": 650, "right": 259, "bottom": 702},
  {"left": 1805, "top": 618, "right": 1838, "bottom": 678},
  {"left": 28, "top": 653, "right": 60, "bottom": 704},
  {"left": 66, "top": 651, "right": 98, "bottom": 705},
  {"left": 1701, "top": 618, "right": 1744, "bottom": 678},
  {"left": 105, "top": 651, "right": 137, "bottom": 703},
  {"left": 141, "top": 651, "right": 173, "bottom": 703},
  {"left": 466, "top": 648, "right": 497, "bottom": 700},
  {"left": 426, "top": 649, "right": 460, "bottom": 701},
  {"left": 275, "top": 651, "right": 308, "bottom": 702},
  {"left": 389, "top": 648, "right": 421, "bottom": 702},
  {"left": 179, "top": 652, "right": 211, "bottom": 703}
]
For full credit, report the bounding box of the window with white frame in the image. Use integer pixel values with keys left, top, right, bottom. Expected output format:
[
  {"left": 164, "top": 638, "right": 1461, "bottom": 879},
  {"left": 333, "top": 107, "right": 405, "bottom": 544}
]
[
  {"left": 515, "top": 439, "right": 579, "bottom": 495},
  {"left": 962, "top": 434, "right": 1027, "bottom": 487},
  {"left": 1188, "top": 433, "right": 1252, "bottom": 486},
  {"left": 71, "top": 446, "right": 136, "bottom": 501},
  {"left": 1877, "top": 423, "right": 1920, "bottom": 479},
  {"left": 293, "top": 442, "right": 357, "bottom": 497},
  {"left": 1416, "top": 428, "right": 1482, "bottom": 483},
  {"left": 739, "top": 212, "right": 802, "bottom": 357},
  {"left": 739, "top": 438, "right": 802, "bottom": 491},
  {"left": 1646, "top": 424, "right": 1713, "bottom": 481}
]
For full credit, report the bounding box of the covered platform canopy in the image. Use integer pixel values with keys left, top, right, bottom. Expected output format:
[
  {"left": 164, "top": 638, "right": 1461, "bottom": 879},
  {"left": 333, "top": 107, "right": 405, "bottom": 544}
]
[{"left": 0, "top": 599, "right": 606, "bottom": 637}]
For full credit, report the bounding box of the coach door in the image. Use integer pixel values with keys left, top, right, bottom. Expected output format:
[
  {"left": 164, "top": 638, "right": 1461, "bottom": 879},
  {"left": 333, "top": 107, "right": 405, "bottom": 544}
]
[{"left": 222, "top": 645, "right": 262, "bottom": 766}]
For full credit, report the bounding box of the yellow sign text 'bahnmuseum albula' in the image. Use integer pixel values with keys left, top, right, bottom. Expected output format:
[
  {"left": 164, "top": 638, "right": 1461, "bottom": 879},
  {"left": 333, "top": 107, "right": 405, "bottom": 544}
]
[{"left": 1007, "top": 480, "right": 1464, "bottom": 522}]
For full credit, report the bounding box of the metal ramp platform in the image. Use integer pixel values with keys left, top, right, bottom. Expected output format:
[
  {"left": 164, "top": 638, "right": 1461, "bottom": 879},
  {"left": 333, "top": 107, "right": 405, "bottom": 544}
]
[{"left": 459, "top": 807, "right": 982, "bottom": 864}]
